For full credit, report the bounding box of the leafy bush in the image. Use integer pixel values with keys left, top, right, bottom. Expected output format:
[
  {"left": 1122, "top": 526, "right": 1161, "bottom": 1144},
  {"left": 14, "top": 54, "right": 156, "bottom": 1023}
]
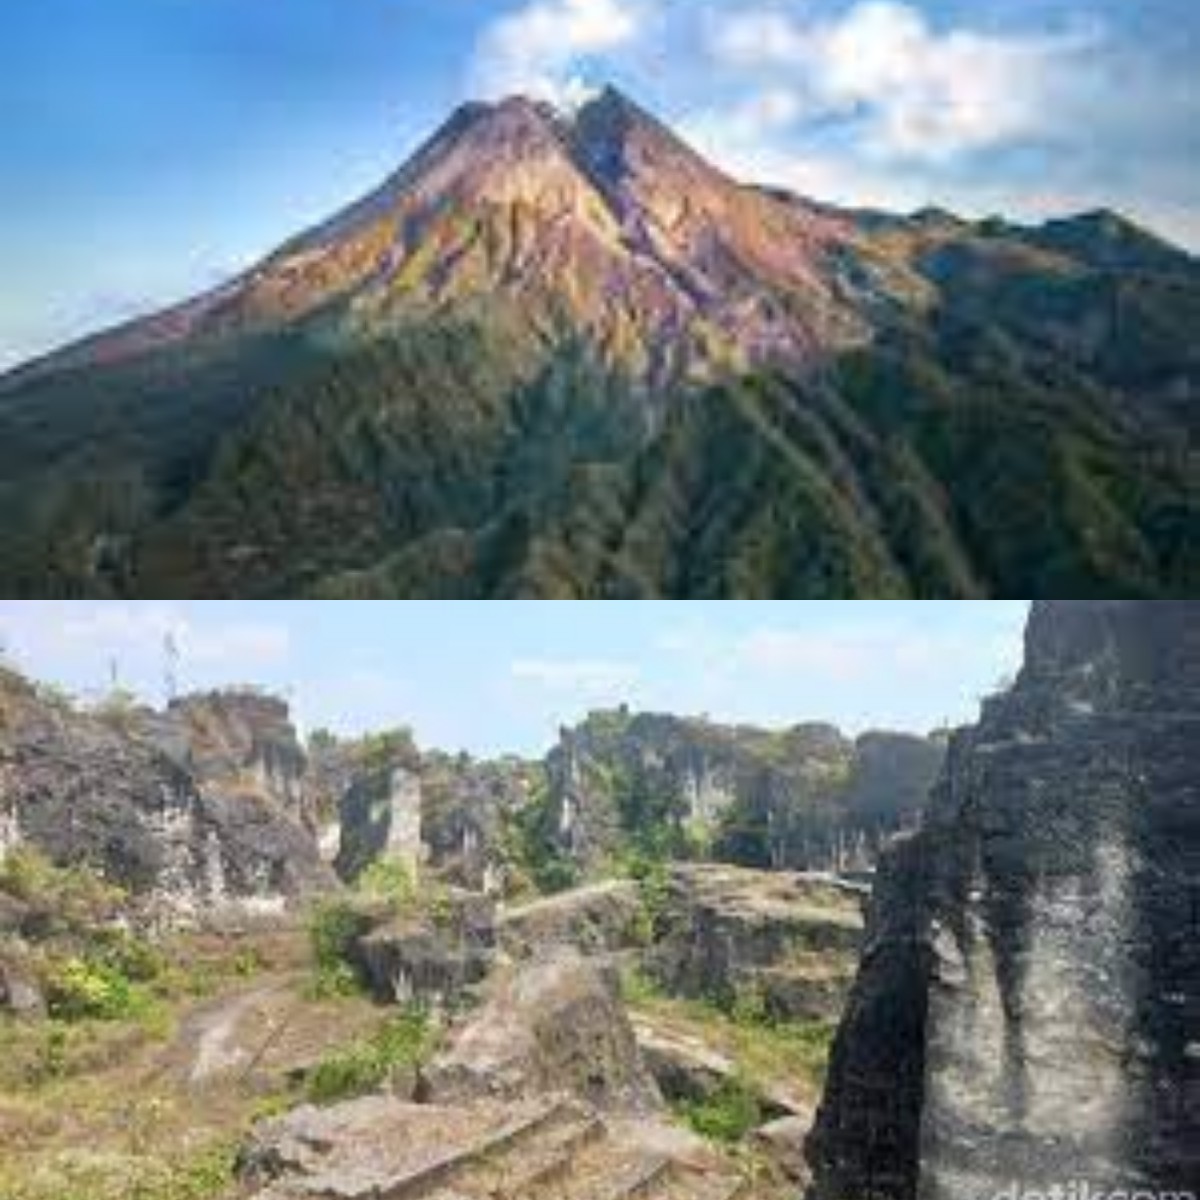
[
  {"left": 357, "top": 857, "right": 418, "bottom": 908},
  {"left": 729, "top": 981, "right": 770, "bottom": 1028},
  {"left": 618, "top": 966, "right": 665, "bottom": 1006},
  {"left": 619, "top": 853, "right": 671, "bottom": 945},
  {"left": 354, "top": 728, "right": 417, "bottom": 772},
  {"left": 676, "top": 1075, "right": 762, "bottom": 1143},
  {"left": 43, "top": 957, "right": 149, "bottom": 1022},
  {"left": 502, "top": 783, "right": 579, "bottom": 896},
  {"left": 0, "top": 847, "right": 127, "bottom": 926},
  {"left": 307, "top": 899, "right": 373, "bottom": 998},
  {"left": 306, "top": 1009, "right": 434, "bottom": 1104}
]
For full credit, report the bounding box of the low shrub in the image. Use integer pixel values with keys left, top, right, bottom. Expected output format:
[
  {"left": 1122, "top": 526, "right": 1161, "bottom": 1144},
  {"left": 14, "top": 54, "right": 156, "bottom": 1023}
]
[
  {"left": 43, "top": 957, "right": 150, "bottom": 1022},
  {"left": 357, "top": 857, "right": 418, "bottom": 908},
  {"left": 305, "top": 1009, "right": 434, "bottom": 1104},
  {"left": 676, "top": 1075, "right": 763, "bottom": 1144},
  {"left": 307, "top": 899, "right": 373, "bottom": 998}
]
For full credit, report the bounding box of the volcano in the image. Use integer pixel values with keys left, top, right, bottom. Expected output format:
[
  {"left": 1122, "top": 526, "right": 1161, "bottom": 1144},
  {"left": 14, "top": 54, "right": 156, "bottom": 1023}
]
[{"left": 0, "top": 88, "right": 1195, "bottom": 598}]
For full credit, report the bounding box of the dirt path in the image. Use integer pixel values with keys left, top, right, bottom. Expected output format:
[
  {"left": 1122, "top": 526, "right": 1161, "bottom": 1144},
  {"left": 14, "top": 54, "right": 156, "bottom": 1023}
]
[{"left": 182, "top": 977, "right": 300, "bottom": 1085}]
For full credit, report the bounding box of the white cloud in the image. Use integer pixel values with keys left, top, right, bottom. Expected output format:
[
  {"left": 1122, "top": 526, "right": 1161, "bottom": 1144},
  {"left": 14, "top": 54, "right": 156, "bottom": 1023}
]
[
  {"left": 707, "top": 2, "right": 1098, "bottom": 163},
  {"left": 471, "top": 0, "right": 643, "bottom": 107},
  {"left": 659, "top": 609, "right": 1027, "bottom": 687},
  {"left": 510, "top": 657, "right": 640, "bottom": 694}
]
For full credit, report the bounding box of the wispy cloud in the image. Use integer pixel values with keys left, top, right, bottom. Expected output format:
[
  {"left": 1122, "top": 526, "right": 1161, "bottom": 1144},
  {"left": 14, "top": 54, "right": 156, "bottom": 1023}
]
[
  {"left": 459, "top": 0, "right": 1199, "bottom": 249},
  {"left": 50, "top": 604, "right": 289, "bottom": 667},
  {"left": 510, "top": 656, "right": 640, "bottom": 694},
  {"left": 658, "top": 606, "right": 1026, "bottom": 699},
  {"left": 688, "top": 1, "right": 1200, "bottom": 243},
  {"left": 470, "top": 0, "right": 644, "bottom": 108},
  {"left": 706, "top": 3, "right": 1098, "bottom": 163}
]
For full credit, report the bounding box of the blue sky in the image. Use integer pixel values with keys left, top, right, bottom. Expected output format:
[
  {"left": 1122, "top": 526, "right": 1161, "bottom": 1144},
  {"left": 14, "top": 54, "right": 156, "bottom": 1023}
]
[
  {"left": 0, "top": 602, "right": 1030, "bottom": 756},
  {"left": 3, "top": 0, "right": 1197, "bottom": 369}
]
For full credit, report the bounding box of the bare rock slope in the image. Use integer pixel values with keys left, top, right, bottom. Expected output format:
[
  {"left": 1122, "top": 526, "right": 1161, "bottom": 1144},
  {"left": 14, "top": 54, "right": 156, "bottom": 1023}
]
[{"left": 808, "top": 601, "right": 1200, "bottom": 1198}]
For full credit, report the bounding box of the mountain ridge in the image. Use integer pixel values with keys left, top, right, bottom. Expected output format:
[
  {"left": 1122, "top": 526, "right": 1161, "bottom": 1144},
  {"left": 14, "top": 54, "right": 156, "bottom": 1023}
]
[{"left": 0, "top": 88, "right": 1195, "bottom": 598}]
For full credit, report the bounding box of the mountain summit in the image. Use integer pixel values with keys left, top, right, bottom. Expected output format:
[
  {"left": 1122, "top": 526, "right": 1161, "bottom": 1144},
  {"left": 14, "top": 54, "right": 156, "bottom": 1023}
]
[
  {"left": 0, "top": 90, "right": 1195, "bottom": 598},
  {"left": 22, "top": 87, "right": 875, "bottom": 388}
]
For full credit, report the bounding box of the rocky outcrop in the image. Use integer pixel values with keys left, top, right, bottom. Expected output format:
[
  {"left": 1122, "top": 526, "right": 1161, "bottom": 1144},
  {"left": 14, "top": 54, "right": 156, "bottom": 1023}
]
[
  {"left": 420, "top": 752, "right": 540, "bottom": 892},
  {"left": 631, "top": 1014, "right": 811, "bottom": 1125},
  {"left": 336, "top": 762, "right": 425, "bottom": 883},
  {"left": 543, "top": 711, "right": 943, "bottom": 877},
  {"left": 350, "top": 890, "right": 496, "bottom": 1009},
  {"left": 647, "top": 864, "right": 864, "bottom": 1022},
  {"left": 0, "top": 951, "right": 44, "bottom": 1017},
  {"left": 808, "top": 601, "right": 1200, "bottom": 1199},
  {"left": 327, "top": 733, "right": 537, "bottom": 892},
  {"left": 753, "top": 1115, "right": 813, "bottom": 1187},
  {"left": 319, "top": 712, "right": 940, "bottom": 894},
  {"left": 424, "top": 955, "right": 663, "bottom": 1113},
  {"left": 138, "top": 691, "right": 310, "bottom": 824},
  {"left": 0, "top": 670, "right": 333, "bottom": 917},
  {"left": 498, "top": 879, "right": 645, "bottom": 961},
  {"left": 241, "top": 1091, "right": 772, "bottom": 1200}
]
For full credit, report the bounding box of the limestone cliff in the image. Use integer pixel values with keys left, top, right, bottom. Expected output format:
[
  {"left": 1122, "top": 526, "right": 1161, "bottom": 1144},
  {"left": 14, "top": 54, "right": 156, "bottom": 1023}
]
[
  {"left": 0, "top": 671, "right": 333, "bottom": 918},
  {"left": 543, "top": 710, "right": 944, "bottom": 875},
  {"left": 136, "top": 690, "right": 311, "bottom": 824},
  {"left": 327, "top": 732, "right": 537, "bottom": 891},
  {"left": 807, "top": 601, "right": 1199, "bottom": 1198}
]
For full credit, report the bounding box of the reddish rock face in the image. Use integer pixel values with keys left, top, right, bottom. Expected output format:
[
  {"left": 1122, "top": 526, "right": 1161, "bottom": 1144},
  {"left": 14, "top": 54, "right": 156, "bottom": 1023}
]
[{"left": 30, "top": 89, "right": 896, "bottom": 388}]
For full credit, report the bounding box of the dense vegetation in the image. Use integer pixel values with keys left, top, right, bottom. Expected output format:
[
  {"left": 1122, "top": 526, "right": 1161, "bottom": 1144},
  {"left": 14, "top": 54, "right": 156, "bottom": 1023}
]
[{"left": 0, "top": 213, "right": 1194, "bottom": 597}]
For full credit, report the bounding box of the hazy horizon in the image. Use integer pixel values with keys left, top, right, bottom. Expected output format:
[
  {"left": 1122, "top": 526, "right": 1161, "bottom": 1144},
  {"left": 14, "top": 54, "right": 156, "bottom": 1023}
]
[{"left": 0, "top": 601, "right": 1030, "bottom": 757}]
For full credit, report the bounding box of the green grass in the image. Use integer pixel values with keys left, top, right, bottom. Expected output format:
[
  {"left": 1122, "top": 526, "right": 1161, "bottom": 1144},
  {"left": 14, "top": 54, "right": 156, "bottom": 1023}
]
[
  {"left": 676, "top": 1075, "right": 763, "bottom": 1144},
  {"left": 305, "top": 1008, "right": 436, "bottom": 1104},
  {"left": 0, "top": 1137, "right": 237, "bottom": 1200},
  {"left": 306, "top": 899, "right": 374, "bottom": 998},
  {"left": 621, "top": 968, "right": 837, "bottom": 1097}
]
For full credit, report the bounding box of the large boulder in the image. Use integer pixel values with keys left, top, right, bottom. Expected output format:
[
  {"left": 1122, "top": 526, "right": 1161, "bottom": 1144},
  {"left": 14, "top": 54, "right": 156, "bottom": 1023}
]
[
  {"left": 0, "top": 951, "right": 44, "bottom": 1017},
  {"left": 350, "top": 890, "right": 496, "bottom": 1008},
  {"left": 497, "top": 879, "right": 645, "bottom": 960},
  {"left": 424, "top": 955, "right": 663, "bottom": 1113},
  {"left": 808, "top": 601, "right": 1200, "bottom": 1199},
  {"left": 240, "top": 1091, "right": 770, "bottom": 1200},
  {"left": 646, "top": 863, "right": 864, "bottom": 1021}
]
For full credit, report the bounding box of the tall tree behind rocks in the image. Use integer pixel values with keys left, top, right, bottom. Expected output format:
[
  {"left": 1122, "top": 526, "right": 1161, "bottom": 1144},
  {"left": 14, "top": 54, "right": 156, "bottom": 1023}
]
[{"left": 807, "top": 601, "right": 1199, "bottom": 1199}]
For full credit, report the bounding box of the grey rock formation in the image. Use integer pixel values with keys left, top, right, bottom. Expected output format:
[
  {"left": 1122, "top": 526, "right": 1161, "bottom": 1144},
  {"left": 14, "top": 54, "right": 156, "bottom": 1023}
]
[
  {"left": 497, "top": 879, "right": 645, "bottom": 961},
  {"left": 647, "top": 864, "right": 864, "bottom": 1021},
  {"left": 424, "top": 955, "right": 663, "bottom": 1113},
  {"left": 328, "top": 733, "right": 536, "bottom": 892},
  {"left": 139, "top": 691, "right": 310, "bottom": 823},
  {"left": 632, "top": 1014, "right": 810, "bottom": 1124},
  {"left": 0, "top": 951, "right": 44, "bottom": 1017},
  {"left": 753, "top": 1115, "right": 813, "bottom": 1186},
  {"left": 0, "top": 670, "right": 333, "bottom": 918},
  {"left": 542, "top": 711, "right": 944, "bottom": 876},
  {"left": 420, "top": 752, "right": 539, "bottom": 892},
  {"left": 808, "top": 601, "right": 1200, "bottom": 1200},
  {"left": 332, "top": 733, "right": 425, "bottom": 883},
  {"left": 350, "top": 890, "right": 496, "bottom": 1008},
  {"left": 240, "top": 1091, "right": 763, "bottom": 1200}
]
